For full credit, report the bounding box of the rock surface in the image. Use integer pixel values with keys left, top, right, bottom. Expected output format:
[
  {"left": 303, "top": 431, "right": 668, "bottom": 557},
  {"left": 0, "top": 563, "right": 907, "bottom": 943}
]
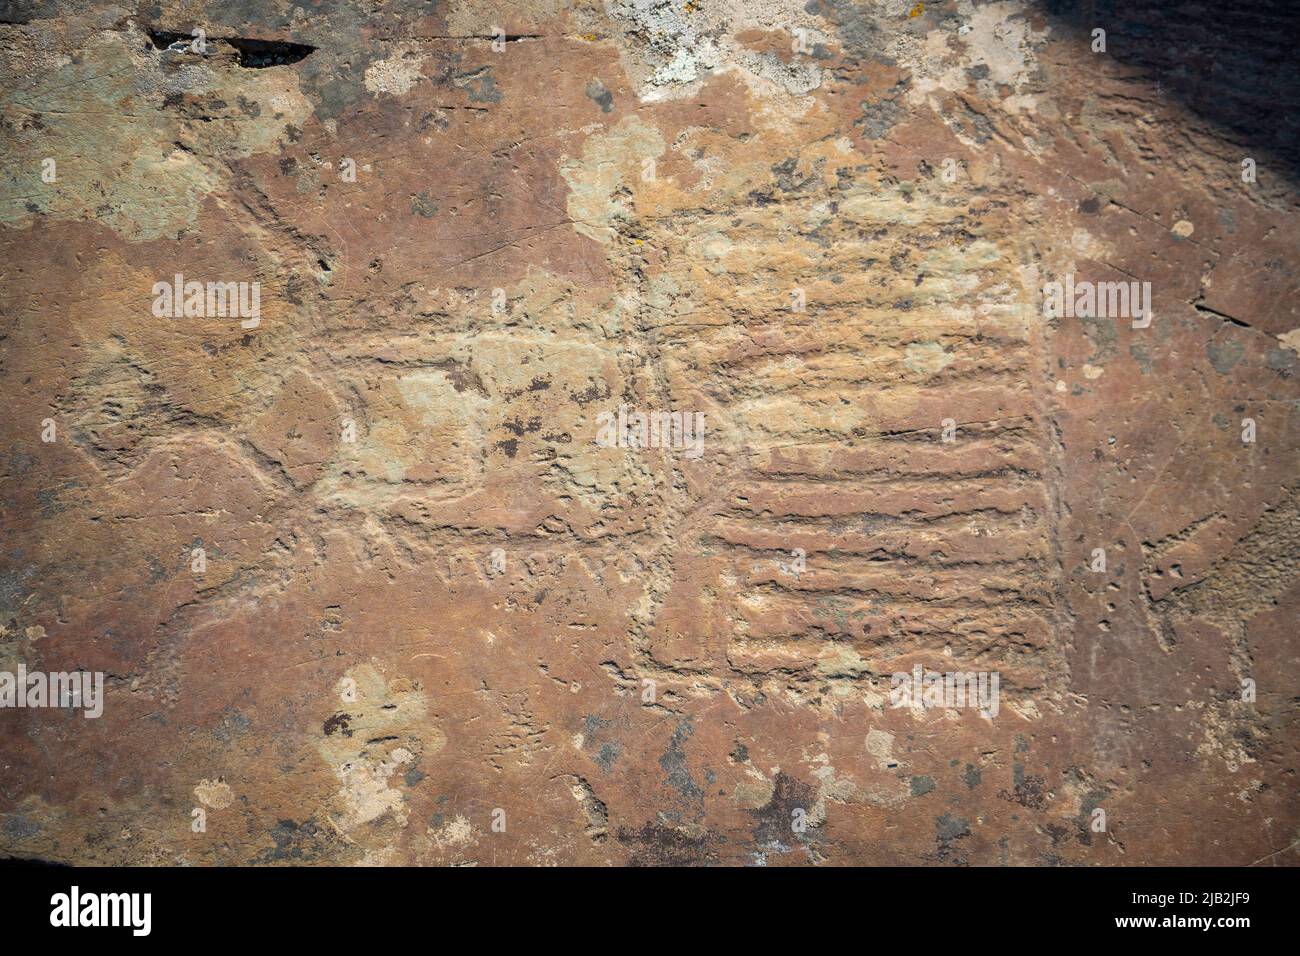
[{"left": 0, "top": 0, "right": 1296, "bottom": 866}]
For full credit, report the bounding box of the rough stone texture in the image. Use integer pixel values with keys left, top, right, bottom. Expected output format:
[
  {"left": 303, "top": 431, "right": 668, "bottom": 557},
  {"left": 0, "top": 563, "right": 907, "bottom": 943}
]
[{"left": 0, "top": 0, "right": 1296, "bottom": 866}]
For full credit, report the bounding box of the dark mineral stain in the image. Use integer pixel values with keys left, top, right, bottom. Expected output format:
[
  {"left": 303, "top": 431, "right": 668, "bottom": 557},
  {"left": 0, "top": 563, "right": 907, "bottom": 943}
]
[
  {"left": 213, "top": 709, "right": 251, "bottom": 743},
  {"left": 411, "top": 192, "right": 439, "bottom": 218},
  {"left": 455, "top": 66, "right": 502, "bottom": 103},
  {"left": 935, "top": 813, "right": 971, "bottom": 864},
  {"left": 748, "top": 772, "right": 818, "bottom": 852},
  {"left": 586, "top": 78, "right": 614, "bottom": 113},
  {"left": 323, "top": 712, "right": 352, "bottom": 737},
  {"left": 1080, "top": 315, "right": 1118, "bottom": 364},
  {"left": 659, "top": 719, "right": 704, "bottom": 801},
  {"left": 254, "top": 818, "right": 333, "bottom": 863},
  {"left": 1207, "top": 337, "right": 1244, "bottom": 375},
  {"left": 2, "top": 815, "right": 41, "bottom": 841},
  {"left": 502, "top": 416, "right": 541, "bottom": 436},
  {"left": 569, "top": 381, "right": 611, "bottom": 404},
  {"left": 856, "top": 85, "right": 906, "bottom": 140},
  {"left": 595, "top": 741, "right": 622, "bottom": 770},
  {"left": 1267, "top": 348, "right": 1296, "bottom": 372},
  {"left": 616, "top": 821, "right": 719, "bottom": 867},
  {"left": 1000, "top": 770, "right": 1049, "bottom": 810},
  {"left": 1130, "top": 342, "right": 1154, "bottom": 374},
  {"left": 806, "top": 0, "right": 888, "bottom": 64}
]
